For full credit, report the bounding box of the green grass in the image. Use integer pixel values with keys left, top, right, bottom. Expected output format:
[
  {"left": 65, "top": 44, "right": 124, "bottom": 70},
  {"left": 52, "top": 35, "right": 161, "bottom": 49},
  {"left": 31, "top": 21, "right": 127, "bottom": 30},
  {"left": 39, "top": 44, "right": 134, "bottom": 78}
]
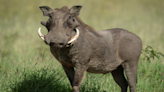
[
  {"left": 1, "top": 58, "right": 164, "bottom": 92},
  {"left": 0, "top": 0, "right": 164, "bottom": 92}
]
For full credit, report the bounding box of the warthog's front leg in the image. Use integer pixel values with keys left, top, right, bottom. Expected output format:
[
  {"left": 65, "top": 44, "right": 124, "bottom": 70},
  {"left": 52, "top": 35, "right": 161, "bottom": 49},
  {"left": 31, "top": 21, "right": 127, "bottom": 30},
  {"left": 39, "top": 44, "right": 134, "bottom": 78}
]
[
  {"left": 62, "top": 66, "right": 75, "bottom": 86},
  {"left": 72, "top": 63, "right": 88, "bottom": 92}
]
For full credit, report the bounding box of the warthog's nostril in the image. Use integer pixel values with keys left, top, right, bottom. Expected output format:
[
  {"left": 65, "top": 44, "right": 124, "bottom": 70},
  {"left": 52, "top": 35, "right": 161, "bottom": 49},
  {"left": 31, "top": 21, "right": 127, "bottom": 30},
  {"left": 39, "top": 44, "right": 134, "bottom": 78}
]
[
  {"left": 49, "top": 42, "right": 64, "bottom": 48},
  {"left": 59, "top": 43, "right": 64, "bottom": 46},
  {"left": 59, "top": 43, "right": 64, "bottom": 48}
]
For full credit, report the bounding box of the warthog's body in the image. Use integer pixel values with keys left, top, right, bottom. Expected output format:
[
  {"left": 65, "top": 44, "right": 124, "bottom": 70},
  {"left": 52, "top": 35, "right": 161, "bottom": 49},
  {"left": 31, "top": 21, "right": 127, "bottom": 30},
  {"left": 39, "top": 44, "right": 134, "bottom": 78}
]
[{"left": 39, "top": 6, "right": 142, "bottom": 92}]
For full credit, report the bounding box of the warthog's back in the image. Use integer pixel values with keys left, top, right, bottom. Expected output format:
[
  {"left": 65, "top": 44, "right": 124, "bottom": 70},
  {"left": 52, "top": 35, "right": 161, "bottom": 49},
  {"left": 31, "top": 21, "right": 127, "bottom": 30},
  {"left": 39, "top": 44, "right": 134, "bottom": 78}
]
[{"left": 87, "top": 28, "right": 142, "bottom": 74}]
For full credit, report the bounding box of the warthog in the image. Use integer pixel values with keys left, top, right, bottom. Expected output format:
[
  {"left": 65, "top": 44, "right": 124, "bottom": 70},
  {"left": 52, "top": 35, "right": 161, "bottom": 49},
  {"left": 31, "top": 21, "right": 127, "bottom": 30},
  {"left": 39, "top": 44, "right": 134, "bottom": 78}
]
[{"left": 38, "top": 5, "right": 142, "bottom": 92}]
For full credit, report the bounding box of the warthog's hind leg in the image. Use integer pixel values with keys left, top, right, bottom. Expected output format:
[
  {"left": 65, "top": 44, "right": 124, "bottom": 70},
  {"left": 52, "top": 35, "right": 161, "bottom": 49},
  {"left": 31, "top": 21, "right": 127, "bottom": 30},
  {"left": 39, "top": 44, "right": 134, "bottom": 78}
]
[
  {"left": 122, "top": 60, "right": 138, "bottom": 92},
  {"left": 111, "top": 65, "right": 128, "bottom": 92}
]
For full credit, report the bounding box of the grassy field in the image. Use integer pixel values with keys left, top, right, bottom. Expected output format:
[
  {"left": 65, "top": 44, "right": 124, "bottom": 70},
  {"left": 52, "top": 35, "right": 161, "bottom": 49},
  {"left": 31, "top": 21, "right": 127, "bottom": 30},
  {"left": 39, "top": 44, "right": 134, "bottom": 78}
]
[{"left": 0, "top": 0, "right": 164, "bottom": 92}]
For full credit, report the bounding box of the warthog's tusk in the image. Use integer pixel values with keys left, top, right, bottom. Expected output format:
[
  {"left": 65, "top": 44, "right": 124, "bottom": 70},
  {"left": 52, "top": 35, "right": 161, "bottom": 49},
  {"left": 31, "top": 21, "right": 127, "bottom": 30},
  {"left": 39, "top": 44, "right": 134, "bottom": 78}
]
[
  {"left": 38, "top": 27, "right": 45, "bottom": 41},
  {"left": 66, "top": 28, "right": 79, "bottom": 47}
]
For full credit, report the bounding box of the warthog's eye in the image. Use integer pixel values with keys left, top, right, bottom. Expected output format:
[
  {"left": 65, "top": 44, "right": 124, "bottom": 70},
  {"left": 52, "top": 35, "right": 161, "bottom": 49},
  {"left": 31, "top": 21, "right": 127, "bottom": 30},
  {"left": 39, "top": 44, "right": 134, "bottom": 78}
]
[{"left": 73, "top": 18, "right": 75, "bottom": 22}]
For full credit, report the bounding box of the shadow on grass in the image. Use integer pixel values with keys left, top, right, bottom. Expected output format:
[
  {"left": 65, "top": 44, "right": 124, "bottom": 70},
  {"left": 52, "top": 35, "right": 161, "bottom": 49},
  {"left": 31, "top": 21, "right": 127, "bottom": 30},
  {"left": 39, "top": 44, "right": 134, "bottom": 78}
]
[
  {"left": 5, "top": 68, "right": 72, "bottom": 92},
  {"left": 4, "top": 67, "right": 103, "bottom": 92}
]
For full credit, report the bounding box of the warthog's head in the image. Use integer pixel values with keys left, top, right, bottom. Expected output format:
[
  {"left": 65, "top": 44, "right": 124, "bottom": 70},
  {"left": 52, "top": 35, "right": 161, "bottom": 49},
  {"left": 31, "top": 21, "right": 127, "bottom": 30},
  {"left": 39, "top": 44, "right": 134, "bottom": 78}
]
[{"left": 38, "top": 6, "right": 82, "bottom": 48}]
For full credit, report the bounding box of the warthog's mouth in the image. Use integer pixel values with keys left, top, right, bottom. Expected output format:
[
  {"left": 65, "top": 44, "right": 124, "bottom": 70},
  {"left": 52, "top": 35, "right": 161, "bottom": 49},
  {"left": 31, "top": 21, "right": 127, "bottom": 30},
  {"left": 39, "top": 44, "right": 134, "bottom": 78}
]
[{"left": 38, "top": 27, "right": 79, "bottom": 47}]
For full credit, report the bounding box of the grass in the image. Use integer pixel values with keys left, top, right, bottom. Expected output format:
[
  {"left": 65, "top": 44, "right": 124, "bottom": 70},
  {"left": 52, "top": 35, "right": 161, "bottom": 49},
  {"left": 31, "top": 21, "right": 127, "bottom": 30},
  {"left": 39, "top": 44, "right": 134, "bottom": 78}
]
[
  {"left": 4, "top": 67, "right": 70, "bottom": 92},
  {"left": 0, "top": 0, "right": 164, "bottom": 92},
  {"left": 1, "top": 58, "right": 164, "bottom": 92}
]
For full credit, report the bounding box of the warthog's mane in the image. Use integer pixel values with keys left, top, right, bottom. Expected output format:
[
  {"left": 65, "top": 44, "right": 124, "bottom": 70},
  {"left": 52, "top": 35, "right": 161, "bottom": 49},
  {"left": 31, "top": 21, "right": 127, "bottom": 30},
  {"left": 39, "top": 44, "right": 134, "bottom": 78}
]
[{"left": 75, "top": 16, "right": 101, "bottom": 37}]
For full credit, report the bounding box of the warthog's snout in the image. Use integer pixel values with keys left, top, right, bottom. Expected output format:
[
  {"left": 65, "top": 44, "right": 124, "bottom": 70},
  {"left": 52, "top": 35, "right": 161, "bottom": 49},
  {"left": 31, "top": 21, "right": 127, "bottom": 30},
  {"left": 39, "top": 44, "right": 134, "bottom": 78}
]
[{"left": 45, "top": 38, "right": 65, "bottom": 48}]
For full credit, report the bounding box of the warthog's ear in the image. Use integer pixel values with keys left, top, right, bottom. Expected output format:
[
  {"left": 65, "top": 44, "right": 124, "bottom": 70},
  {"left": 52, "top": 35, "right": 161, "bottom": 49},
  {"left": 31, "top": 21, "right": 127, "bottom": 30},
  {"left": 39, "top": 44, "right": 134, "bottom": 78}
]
[
  {"left": 39, "top": 6, "right": 53, "bottom": 16},
  {"left": 69, "top": 6, "right": 82, "bottom": 16}
]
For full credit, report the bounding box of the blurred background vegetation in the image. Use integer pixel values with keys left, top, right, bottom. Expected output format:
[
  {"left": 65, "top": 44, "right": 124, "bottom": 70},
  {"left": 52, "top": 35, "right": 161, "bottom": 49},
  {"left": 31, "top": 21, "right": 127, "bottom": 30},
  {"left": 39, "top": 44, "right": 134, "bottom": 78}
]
[
  {"left": 0, "top": 0, "right": 164, "bottom": 92},
  {"left": 0, "top": 0, "right": 164, "bottom": 58}
]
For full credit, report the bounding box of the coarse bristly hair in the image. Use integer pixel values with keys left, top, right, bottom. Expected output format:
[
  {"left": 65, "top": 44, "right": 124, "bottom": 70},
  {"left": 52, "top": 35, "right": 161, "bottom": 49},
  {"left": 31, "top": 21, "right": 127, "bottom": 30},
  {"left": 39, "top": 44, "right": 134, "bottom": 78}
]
[{"left": 74, "top": 16, "right": 101, "bottom": 37}]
